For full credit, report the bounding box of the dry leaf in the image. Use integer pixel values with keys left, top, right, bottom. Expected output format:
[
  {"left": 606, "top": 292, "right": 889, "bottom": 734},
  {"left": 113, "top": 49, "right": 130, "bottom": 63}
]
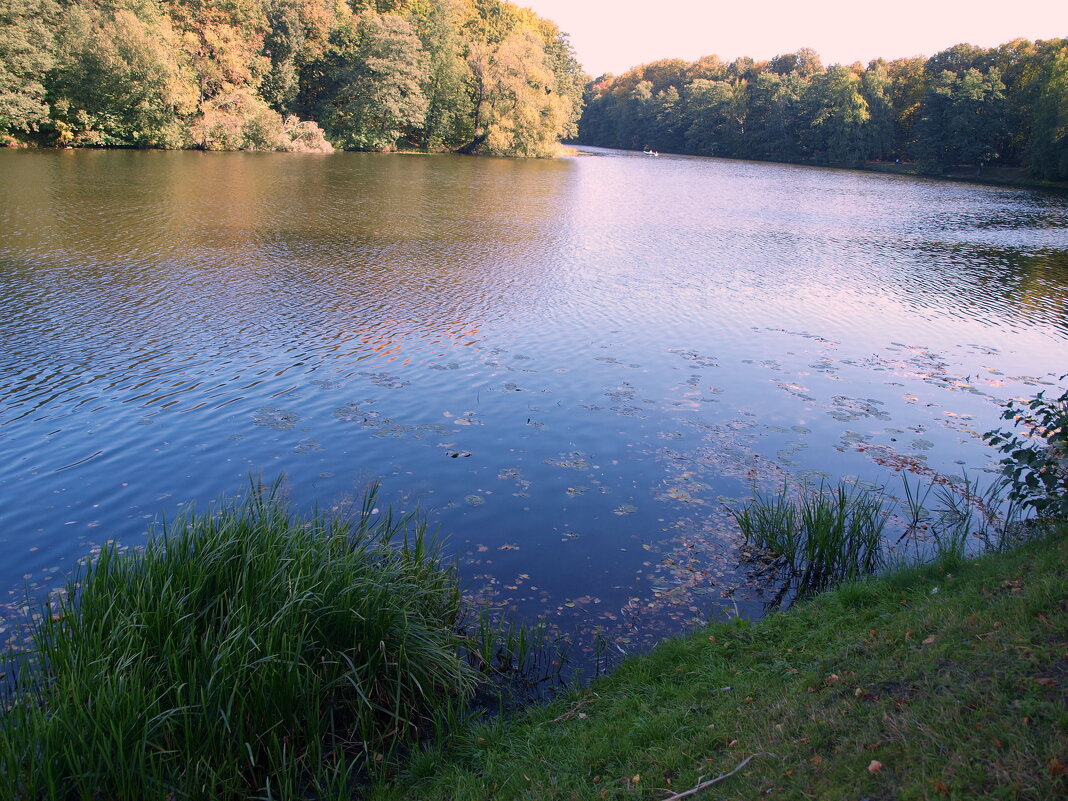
[{"left": 922, "top": 635, "right": 937, "bottom": 645}]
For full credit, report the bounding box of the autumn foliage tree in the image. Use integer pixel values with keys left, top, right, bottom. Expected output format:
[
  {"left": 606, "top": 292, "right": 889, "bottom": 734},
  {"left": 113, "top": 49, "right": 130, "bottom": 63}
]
[{"left": 0, "top": 0, "right": 586, "bottom": 156}]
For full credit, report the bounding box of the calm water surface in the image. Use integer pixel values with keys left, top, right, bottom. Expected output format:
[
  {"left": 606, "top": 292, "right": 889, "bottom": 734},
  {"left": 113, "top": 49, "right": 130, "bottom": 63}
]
[{"left": 1, "top": 147, "right": 1066, "bottom": 654}]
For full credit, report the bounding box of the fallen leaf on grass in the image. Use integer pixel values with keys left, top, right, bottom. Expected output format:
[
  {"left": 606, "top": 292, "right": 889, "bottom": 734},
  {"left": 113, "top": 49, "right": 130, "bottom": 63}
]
[{"left": 922, "top": 635, "right": 937, "bottom": 645}]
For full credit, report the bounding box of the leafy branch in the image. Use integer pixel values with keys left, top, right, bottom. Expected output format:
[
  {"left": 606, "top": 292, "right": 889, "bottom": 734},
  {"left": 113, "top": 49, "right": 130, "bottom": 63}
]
[{"left": 983, "top": 380, "right": 1068, "bottom": 519}]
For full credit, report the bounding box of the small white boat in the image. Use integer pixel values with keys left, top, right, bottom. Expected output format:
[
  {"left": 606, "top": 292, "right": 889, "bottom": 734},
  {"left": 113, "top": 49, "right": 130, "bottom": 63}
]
[{"left": 642, "top": 149, "right": 659, "bottom": 157}]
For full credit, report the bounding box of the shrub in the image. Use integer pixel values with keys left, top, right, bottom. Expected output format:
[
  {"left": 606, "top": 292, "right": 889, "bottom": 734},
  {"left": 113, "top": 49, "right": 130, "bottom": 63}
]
[
  {"left": 279, "top": 116, "right": 333, "bottom": 153},
  {"left": 983, "top": 382, "right": 1068, "bottom": 519}
]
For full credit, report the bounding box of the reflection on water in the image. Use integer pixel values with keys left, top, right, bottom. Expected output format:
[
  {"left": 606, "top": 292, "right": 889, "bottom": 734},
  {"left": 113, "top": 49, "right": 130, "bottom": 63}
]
[{"left": 1, "top": 147, "right": 1066, "bottom": 656}]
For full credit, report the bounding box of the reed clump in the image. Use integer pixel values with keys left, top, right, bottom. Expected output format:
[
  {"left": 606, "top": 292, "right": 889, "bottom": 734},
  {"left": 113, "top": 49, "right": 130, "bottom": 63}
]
[
  {"left": 0, "top": 484, "right": 477, "bottom": 800},
  {"left": 733, "top": 482, "right": 889, "bottom": 598}
]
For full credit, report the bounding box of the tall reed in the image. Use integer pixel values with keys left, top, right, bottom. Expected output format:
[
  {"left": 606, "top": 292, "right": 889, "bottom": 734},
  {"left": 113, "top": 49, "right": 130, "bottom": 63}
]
[
  {"left": 0, "top": 482, "right": 477, "bottom": 800},
  {"left": 733, "top": 482, "right": 889, "bottom": 598}
]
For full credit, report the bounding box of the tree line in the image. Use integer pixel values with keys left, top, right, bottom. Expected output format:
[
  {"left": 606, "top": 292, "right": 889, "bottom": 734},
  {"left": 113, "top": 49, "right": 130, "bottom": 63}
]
[
  {"left": 0, "top": 0, "right": 585, "bottom": 156},
  {"left": 577, "top": 40, "right": 1068, "bottom": 180}
]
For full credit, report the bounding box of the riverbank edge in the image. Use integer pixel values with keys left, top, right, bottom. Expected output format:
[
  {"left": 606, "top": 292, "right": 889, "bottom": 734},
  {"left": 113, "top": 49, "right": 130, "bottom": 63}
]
[
  {"left": 372, "top": 526, "right": 1068, "bottom": 800},
  {"left": 0, "top": 141, "right": 572, "bottom": 160}
]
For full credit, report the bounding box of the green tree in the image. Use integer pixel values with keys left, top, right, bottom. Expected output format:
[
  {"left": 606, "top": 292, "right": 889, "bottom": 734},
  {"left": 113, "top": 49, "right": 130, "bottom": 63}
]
[
  {"left": 260, "top": 0, "right": 335, "bottom": 114},
  {"left": 1029, "top": 46, "right": 1068, "bottom": 179},
  {"left": 687, "top": 54, "right": 727, "bottom": 82},
  {"left": 0, "top": 0, "right": 56, "bottom": 141},
  {"left": 412, "top": 0, "right": 474, "bottom": 150},
  {"left": 535, "top": 17, "right": 585, "bottom": 141},
  {"left": 768, "top": 48, "right": 822, "bottom": 78},
  {"left": 804, "top": 64, "right": 870, "bottom": 162},
  {"left": 887, "top": 56, "right": 926, "bottom": 159},
  {"left": 682, "top": 78, "right": 747, "bottom": 156},
  {"left": 953, "top": 67, "right": 1007, "bottom": 167},
  {"left": 467, "top": 24, "right": 571, "bottom": 157},
  {"left": 682, "top": 78, "right": 728, "bottom": 154},
  {"left": 745, "top": 71, "right": 804, "bottom": 160},
  {"left": 323, "top": 12, "right": 429, "bottom": 150},
  {"left": 49, "top": 1, "right": 196, "bottom": 147},
  {"left": 860, "top": 60, "right": 894, "bottom": 160},
  {"left": 925, "top": 42, "right": 991, "bottom": 77},
  {"left": 917, "top": 67, "right": 1006, "bottom": 170}
]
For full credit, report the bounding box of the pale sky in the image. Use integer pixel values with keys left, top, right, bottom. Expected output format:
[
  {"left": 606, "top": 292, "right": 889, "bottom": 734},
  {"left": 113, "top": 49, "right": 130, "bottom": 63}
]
[{"left": 519, "top": 0, "right": 1068, "bottom": 77}]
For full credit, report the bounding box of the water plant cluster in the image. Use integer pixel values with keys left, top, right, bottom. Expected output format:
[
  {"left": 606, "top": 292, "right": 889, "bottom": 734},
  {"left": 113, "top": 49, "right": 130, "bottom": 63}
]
[
  {"left": 732, "top": 482, "right": 888, "bottom": 599},
  {"left": 0, "top": 485, "right": 480, "bottom": 799},
  {"left": 732, "top": 382, "right": 1067, "bottom": 602}
]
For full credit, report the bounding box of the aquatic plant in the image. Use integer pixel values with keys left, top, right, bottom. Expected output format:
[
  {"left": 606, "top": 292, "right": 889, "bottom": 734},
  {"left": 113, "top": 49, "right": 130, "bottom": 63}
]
[
  {"left": 0, "top": 483, "right": 478, "bottom": 800},
  {"left": 732, "top": 482, "right": 889, "bottom": 598},
  {"left": 739, "top": 467, "right": 1035, "bottom": 606},
  {"left": 460, "top": 608, "right": 571, "bottom": 714}
]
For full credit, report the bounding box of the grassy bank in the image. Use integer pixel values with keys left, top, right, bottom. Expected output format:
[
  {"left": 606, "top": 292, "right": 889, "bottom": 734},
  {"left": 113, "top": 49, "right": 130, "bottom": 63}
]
[
  {"left": 373, "top": 528, "right": 1067, "bottom": 800},
  {"left": 0, "top": 485, "right": 479, "bottom": 800}
]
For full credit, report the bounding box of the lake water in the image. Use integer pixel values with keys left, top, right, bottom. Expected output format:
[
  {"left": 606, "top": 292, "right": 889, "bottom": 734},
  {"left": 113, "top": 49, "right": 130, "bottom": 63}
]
[{"left": 1, "top": 147, "right": 1066, "bottom": 656}]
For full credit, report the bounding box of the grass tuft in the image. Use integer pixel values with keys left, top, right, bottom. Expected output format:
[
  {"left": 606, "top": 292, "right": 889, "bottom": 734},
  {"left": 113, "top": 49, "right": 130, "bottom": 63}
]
[
  {"left": 0, "top": 481, "right": 478, "bottom": 800},
  {"left": 733, "top": 482, "right": 889, "bottom": 598}
]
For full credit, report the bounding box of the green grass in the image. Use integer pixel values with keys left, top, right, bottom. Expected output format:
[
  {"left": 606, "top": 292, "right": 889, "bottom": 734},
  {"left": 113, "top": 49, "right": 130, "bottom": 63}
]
[
  {"left": 373, "top": 527, "right": 1068, "bottom": 800},
  {"left": 0, "top": 483, "right": 478, "bottom": 800}
]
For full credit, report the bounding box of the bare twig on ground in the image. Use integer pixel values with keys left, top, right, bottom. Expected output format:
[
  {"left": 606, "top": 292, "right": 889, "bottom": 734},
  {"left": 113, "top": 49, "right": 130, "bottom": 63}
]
[
  {"left": 659, "top": 752, "right": 773, "bottom": 801},
  {"left": 550, "top": 694, "right": 598, "bottom": 724}
]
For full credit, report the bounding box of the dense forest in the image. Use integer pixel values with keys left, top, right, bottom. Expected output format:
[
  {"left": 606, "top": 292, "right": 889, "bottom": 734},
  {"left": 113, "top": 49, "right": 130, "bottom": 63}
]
[
  {"left": 0, "top": 0, "right": 585, "bottom": 156},
  {"left": 577, "top": 40, "right": 1068, "bottom": 180}
]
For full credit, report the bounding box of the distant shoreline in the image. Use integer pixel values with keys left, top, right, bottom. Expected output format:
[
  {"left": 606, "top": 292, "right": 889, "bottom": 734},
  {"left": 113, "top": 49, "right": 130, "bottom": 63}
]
[{"left": 567, "top": 144, "right": 1068, "bottom": 191}]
